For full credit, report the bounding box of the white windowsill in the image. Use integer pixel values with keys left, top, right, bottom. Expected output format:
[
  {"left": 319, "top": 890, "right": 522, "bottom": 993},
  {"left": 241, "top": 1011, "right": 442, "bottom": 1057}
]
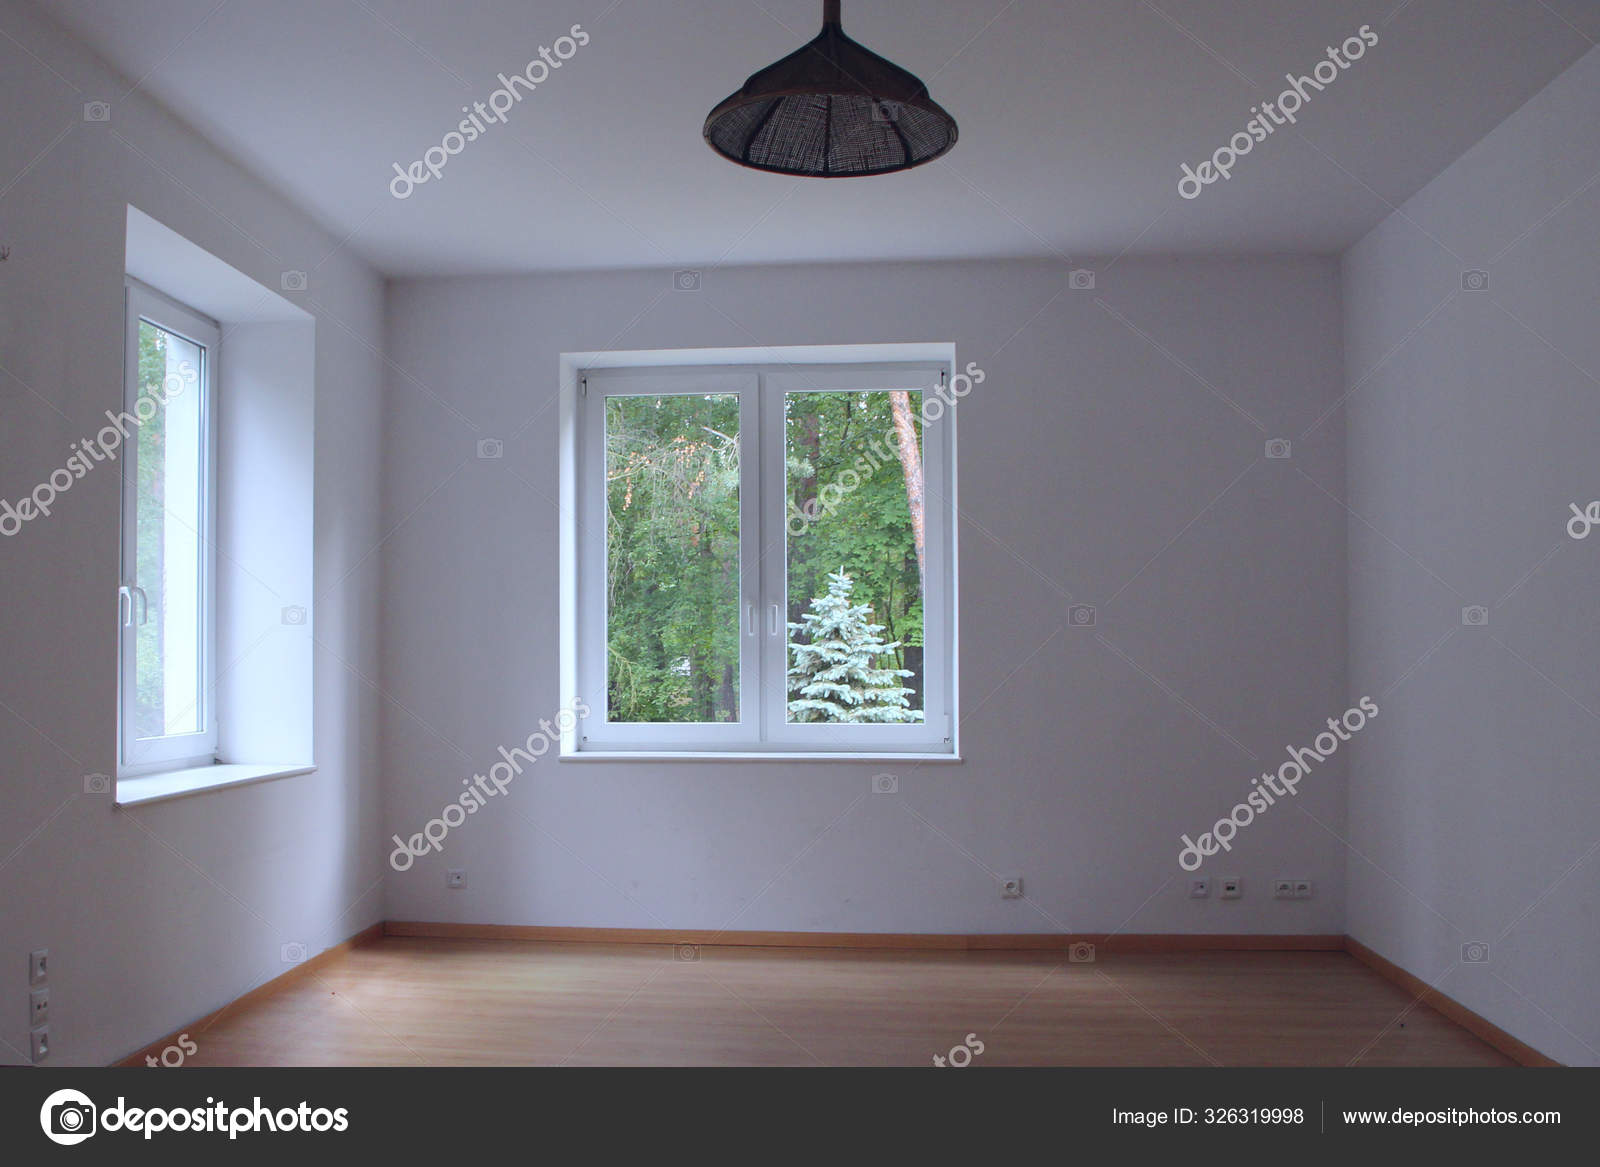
[
  {"left": 560, "top": 752, "right": 963, "bottom": 763},
  {"left": 115, "top": 763, "right": 315, "bottom": 807}
]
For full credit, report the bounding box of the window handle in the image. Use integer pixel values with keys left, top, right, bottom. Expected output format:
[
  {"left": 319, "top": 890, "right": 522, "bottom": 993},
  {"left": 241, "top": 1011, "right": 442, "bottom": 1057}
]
[
  {"left": 768, "top": 603, "right": 781, "bottom": 637},
  {"left": 747, "top": 604, "right": 756, "bottom": 636},
  {"left": 118, "top": 585, "right": 133, "bottom": 628},
  {"left": 132, "top": 586, "right": 148, "bottom": 626}
]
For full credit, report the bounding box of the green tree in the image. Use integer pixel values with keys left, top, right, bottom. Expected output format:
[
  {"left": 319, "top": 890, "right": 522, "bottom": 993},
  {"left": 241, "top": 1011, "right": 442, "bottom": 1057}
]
[
  {"left": 787, "top": 569, "right": 922, "bottom": 722},
  {"left": 784, "top": 390, "right": 924, "bottom": 706},
  {"left": 603, "top": 388, "right": 927, "bottom": 724},
  {"left": 133, "top": 322, "right": 169, "bottom": 738},
  {"left": 605, "top": 394, "right": 741, "bottom": 722}
]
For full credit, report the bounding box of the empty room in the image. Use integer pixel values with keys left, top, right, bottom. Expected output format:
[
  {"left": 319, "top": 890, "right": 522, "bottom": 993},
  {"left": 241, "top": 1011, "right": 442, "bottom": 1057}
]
[{"left": 2, "top": 0, "right": 1597, "bottom": 1146}]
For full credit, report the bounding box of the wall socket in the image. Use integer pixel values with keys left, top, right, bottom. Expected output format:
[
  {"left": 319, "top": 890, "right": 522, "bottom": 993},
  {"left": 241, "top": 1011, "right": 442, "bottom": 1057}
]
[
  {"left": 29, "top": 988, "right": 48, "bottom": 1027},
  {"left": 445, "top": 869, "right": 467, "bottom": 890},
  {"left": 1219, "top": 877, "right": 1242, "bottom": 899},
  {"left": 1274, "top": 878, "right": 1314, "bottom": 899},
  {"left": 29, "top": 948, "right": 48, "bottom": 985},
  {"left": 1188, "top": 877, "right": 1210, "bottom": 898},
  {"left": 31, "top": 1027, "right": 48, "bottom": 1063},
  {"left": 999, "top": 875, "right": 1023, "bottom": 899}
]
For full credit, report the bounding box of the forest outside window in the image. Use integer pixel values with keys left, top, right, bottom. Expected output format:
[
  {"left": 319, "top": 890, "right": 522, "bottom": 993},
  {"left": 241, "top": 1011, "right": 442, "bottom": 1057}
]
[
  {"left": 572, "top": 360, "right": 957, "bottom": 756},
  {"left": 119, "top": 282, "right": 220, "bottom": 774}
]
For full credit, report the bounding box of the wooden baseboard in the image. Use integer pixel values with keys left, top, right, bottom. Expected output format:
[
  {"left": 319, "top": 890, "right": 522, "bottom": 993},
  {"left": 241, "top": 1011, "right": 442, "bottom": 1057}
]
[
  {"left": 1343, "top": 936, "right": 1561, "bottom": 1067},
  {"left": 383, "top": 920, "right": 1345, "bottom": 953},
  {"left": 112, "top": 923, "right": 383, "bottom": 1067}
]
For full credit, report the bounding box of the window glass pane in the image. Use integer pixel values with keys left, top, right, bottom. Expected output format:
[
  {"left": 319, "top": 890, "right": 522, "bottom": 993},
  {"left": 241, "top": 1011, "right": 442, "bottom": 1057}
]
[
  {"left": 133, "top": 320, "right": 205, "bottom": 740},
  {"left": 785, "top": 390, "right": 925, "bottom": 723},
  {"left": 605, "top": 393, "right": 740, "bottom": 722}
]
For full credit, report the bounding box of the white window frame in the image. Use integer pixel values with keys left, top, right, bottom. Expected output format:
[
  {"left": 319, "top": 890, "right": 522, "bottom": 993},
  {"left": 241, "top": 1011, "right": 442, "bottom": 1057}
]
[
  {"left": 118, "top": 280, "right": 220, "bottom": 775},
  {"left": 572, "top": 358, "right": 957, "bottom": 757}
]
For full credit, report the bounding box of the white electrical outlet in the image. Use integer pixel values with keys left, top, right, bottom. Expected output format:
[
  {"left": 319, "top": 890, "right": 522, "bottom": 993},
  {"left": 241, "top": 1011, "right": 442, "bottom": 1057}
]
[
  {"left": 999, "top": 875, "right": 1023, "bottom": 899},
  {"left": 1220, "top": 877, "right": 1242, "bottom": 899},
  {"left": 29, "top": 988, "right": 48, "bottom": 1027},
  {"left": 1188, "top": 878, "right": 1210, "bottom": 898},
  {"left": 1273, "top": 879, "right": 1296, "bottom": 899},
  {"left": 29, "top": 948, "right": 48, "bottom": 984},
  {"left": 446, "top": 869, "right": 467, "bottom": 890},
  {"left": 1294, "top": 879, "right": 1313, "bottom": 899},
  {"left": 30, "top": 1027, "right": 48, "bottom": 1063}
]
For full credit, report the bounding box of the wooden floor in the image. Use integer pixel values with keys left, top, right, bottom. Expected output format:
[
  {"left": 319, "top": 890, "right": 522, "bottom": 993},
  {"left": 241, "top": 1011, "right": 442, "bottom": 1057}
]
[{"left": 166, "top": 937, "right": 1513, "bottom": 1067}]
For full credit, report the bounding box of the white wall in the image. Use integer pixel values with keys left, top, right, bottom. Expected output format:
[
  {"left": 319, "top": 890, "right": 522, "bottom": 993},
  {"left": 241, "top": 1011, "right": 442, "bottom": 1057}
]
[
  {"left": 381, "top": 256, "right": 1349, "bottom": 937},
  {"left": 0, "top": 0, "right": 385, "bottom": 1065},
  {"left": 1343, "top": 45, "right": 1600, "bottom": 1066},
  {"left": 216, "top": 320, "right": 316, "bottom": 768}
]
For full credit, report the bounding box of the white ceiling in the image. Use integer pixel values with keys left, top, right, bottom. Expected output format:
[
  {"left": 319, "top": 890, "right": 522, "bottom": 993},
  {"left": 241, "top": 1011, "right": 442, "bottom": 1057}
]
[{"left": 41, "top": 0, "right": 1599, "bottom": 276}]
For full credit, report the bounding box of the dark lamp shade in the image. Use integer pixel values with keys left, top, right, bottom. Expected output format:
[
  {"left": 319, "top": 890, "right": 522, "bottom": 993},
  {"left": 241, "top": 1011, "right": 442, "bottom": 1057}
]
[{"left": 703, "top": 5, "right": 958, "bottom": 178}]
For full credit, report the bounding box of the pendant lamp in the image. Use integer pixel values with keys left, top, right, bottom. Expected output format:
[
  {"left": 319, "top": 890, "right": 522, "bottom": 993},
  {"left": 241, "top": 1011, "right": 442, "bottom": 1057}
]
[{"left": 703, "top": 0, "right": 958, "bottom": 177}]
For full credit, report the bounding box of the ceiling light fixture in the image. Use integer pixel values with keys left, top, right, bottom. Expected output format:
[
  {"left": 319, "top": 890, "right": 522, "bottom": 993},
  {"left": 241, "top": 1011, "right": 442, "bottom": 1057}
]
[{"left": 703, "top": 0, "right": 958, "bottom": 178}]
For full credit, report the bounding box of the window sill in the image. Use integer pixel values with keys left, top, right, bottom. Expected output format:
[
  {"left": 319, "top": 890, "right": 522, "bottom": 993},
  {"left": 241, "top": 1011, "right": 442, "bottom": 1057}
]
[
  {"left": 560, "top": 752, "right": 963, "bottom": 763},
  {"left": 114, "top": 763, "right": 315, "bottom": 807}
]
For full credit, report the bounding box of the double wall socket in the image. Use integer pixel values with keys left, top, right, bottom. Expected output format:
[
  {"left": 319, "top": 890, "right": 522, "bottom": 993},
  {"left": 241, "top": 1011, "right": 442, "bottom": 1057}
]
[{"left": 1273, "top": 879, "right": 1314, "bottom": 899}]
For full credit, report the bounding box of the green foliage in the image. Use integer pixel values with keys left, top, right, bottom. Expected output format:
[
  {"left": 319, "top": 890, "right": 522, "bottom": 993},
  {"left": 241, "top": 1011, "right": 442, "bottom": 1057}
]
[
  {"left": 604, "top": 388, "right": 925, "bottom": 724},
  {"left": 605, "top": 394, "right": 741, "bottom": 722},
  {"left": 133, "top": 322, "right": 168, "bottom": 738},
  {"left": 783, "top": 390, "right": 923, "bottom": 695},
  {"left": 787, "top": 569, "right": 922, "bottom": 722}
]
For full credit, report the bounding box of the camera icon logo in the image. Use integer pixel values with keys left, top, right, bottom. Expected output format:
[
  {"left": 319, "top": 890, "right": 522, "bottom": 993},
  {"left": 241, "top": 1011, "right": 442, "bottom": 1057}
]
[
  {"left": 673, "top": 269, "right": 702, "bottom": 292},
  {"left": 40, "top": 1089, "right": 97, "bottom": 1145},
  {"left": 1068, "top": 941, "right": 1096, "bottom": 963},
  {"left": 1461, "top": 941, "right": 1490, "bottom": 963},
  {"left": 83, "top": 772, "right": 111, "bottom": 795},
  {"left": 871, "top": 772, "right": 898, "bottom": 795},
  {"left": 1265, "top": 438, "right": 1292, "bottom": 460},
  {"left": 1461, "top": 605, "right": 1490, "bottom": 627},
  {"left": 871, "top": 100, "right": 904, "bottom": 123},
  {"left": 1067, "top": 603, "right": 1096, "bottom": 628},
  {"left": 674, "top": 943, "right": 700, "bottom": 962},
  {"left": 281, "top": 605, "right": 307, "bottom": 626},
  {"left": 1461, "top": 270, "right": 1489, "bottom": 292},
  {"left": 1069, "top": 268, "right": 1096, "bottom": 291},
  {"left": 82, "top": 101, "right": 111, "bottom": 122},
  {"left": 280, "top": 270, "right": 308, "bottom": 293},
  {"left": 476, "top": 438, "right": 504, "bottom": 460},
  {"left": 281, "top": 941, "right": 308, "bottom": 964}
]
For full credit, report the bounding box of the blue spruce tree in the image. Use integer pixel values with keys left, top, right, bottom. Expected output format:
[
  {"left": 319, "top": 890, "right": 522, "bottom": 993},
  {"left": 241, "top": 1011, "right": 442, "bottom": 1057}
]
[{"left": 787, "top": 569, "right": 922, "bottom": 723}]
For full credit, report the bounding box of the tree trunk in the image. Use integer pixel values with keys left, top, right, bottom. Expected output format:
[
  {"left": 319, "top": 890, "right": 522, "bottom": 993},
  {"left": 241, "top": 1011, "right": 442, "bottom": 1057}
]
[
  {"left": 798, "top": 411, "right": 821, "bottom": 514},
  {"left": 720, "top": 662, "right": 737, "bottom": 722},
  {"left": 888, "top": 390, "right": 926, "bottom": 594}
]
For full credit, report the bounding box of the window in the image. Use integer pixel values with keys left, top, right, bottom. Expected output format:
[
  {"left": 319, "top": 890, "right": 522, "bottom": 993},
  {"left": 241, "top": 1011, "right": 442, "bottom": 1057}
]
[
  {"left": 118, "top": 282, "right": 219, "bottom": 774},
  {"left": 572, "top": 359, "right": 958, "bottom": 756}
]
